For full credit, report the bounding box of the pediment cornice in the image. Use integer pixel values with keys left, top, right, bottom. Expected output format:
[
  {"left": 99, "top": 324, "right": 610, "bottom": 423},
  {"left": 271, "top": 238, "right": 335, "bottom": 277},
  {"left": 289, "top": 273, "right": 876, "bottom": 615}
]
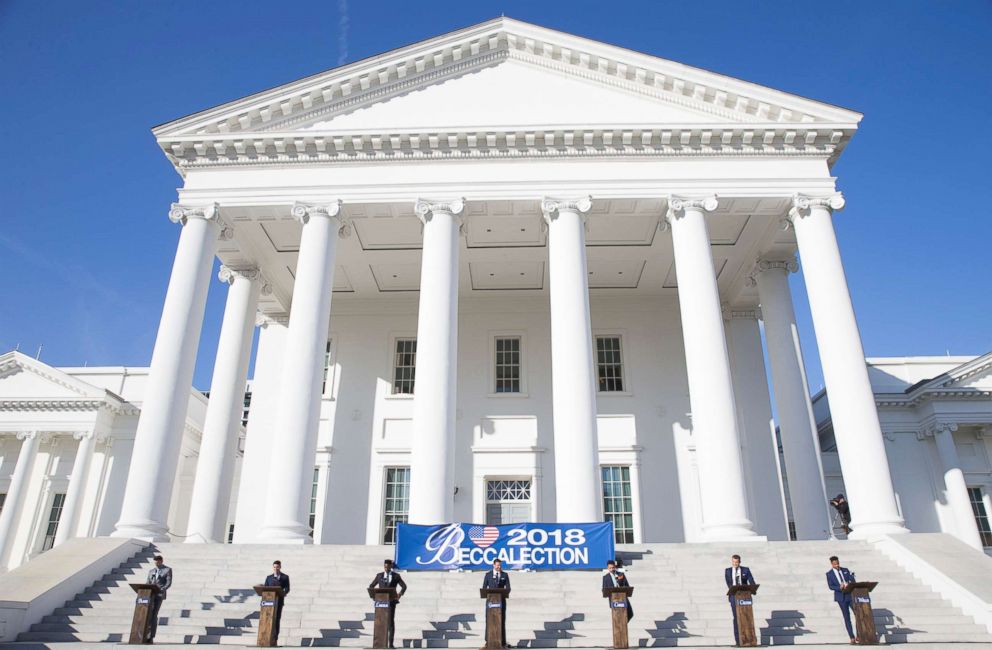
[
  {"left": 0, "top": 351, "right": 135, "bottom": 415},
  {"left": 154, "top": 17, "right": 861, "bottom": 175}
]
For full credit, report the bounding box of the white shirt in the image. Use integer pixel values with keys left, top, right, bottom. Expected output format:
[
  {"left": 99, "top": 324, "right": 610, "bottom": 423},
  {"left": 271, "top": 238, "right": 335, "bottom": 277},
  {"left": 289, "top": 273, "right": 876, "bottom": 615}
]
[
  {"left": 734, "top": 567, "right": 742, "bottom": 585},
  {"left": 834, "top": 568, "right": 844, "bottom": 586}
]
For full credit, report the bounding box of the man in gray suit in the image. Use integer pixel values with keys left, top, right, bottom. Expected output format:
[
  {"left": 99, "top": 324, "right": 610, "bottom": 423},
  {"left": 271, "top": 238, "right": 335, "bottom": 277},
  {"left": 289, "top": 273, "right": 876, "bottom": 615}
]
[{"left": 146, "top": 555, "right": 172, "bottom": 643}]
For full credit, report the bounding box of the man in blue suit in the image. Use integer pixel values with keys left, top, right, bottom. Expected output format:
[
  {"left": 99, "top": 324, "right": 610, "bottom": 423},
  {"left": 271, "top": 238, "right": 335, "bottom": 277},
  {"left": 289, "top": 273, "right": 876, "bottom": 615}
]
[
  {"left": 263, "top": 560, "right": 290, "bottom": 644},
  {"left": 724, "top": 554, "right": 755, "bottom": 646},
  {"left": 826, "top": 555, "right": 857, "bottom": 643},
  {"left": 602, "top": 559, "right": 633, "bottom": 622},
  {"left": 481, "top": 559, "right": 511, "bottom": 648},
  {"left": 369, "top": 559, "right": 407, "bottom": 648}
]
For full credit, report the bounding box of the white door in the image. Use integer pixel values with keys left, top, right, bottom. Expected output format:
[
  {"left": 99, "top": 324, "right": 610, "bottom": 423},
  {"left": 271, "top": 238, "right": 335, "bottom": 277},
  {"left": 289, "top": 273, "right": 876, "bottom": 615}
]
[{"left": 485, "top": 479, "right": 532, "bottom": 524}]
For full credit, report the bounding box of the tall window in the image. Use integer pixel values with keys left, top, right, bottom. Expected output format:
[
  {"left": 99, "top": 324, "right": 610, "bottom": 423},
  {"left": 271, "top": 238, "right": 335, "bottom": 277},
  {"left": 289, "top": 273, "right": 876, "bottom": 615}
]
[
  {"left": 227, "top": 524, "right": 235, "bottom": 544},
  {"left": 601, "top": 466, "right": 634, "bottom": 543},
  {"left": 41, "top": 493, "right": 67, "bottom": 552},
  {"left": 968, "top": 487, "right": 992, "bottom": 547},
  {"left": 241, "top": 390, "right": 252, "bottom": 427},
  {"left": 596, "top": 336, "right": 625, "bottom": 392},
  {"left": 321, "top": 340, "right": 333, "bottom": 396},
  {"left": 0, "top": 493, "right": 6, "bottom": 515},
  {"left": 494, "top": 337, "right": 521, "bottom": 393},
  {"left": 382, "top": 467, "right": 411, "bottom": 544},
  {"left": 308, "top": 468, "right": 319, "bottom": 538},
  {"left": 392, "top": 339, "right": 417, "bottom": 395}
]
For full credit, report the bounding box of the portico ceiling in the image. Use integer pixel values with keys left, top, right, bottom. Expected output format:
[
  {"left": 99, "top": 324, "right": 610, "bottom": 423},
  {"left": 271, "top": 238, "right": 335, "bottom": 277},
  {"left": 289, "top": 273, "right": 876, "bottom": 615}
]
[{"left": 218, "top": 196, "right": 795, "bottom": 315}]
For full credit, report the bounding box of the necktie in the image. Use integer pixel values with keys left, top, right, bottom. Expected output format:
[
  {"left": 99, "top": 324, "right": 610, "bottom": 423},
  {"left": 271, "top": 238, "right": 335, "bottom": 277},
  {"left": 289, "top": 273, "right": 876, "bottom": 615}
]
[
  {"left": 735, "top": 569, "right": 740, "bottom": 586},
  {"left": 611, "top": 573, "right": 618, "bottom": 587}
]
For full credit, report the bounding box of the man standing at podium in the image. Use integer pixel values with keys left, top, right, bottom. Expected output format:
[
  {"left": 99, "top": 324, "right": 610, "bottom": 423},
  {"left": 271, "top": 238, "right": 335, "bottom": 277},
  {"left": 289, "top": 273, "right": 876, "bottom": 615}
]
[
  {"left": 369, "top": 559, "right": 407, "bottom": 648},
  {"left": 724, "top": 554, "right": 755, "bottom": 646},
  {"left": 602, "top": 559, "right": 633, "bottom": 621},
  {"left": 146, "top": 555, "right": 172, "bottom": 643},
  {"left": 264, "top": 560, "right": 290, "bottom": 644},
  {"left": 482, "top": 558, "right": 511, "bottom": 648},
  {"left": 826, "top": 556, "right": 857, "bottom": 643}
]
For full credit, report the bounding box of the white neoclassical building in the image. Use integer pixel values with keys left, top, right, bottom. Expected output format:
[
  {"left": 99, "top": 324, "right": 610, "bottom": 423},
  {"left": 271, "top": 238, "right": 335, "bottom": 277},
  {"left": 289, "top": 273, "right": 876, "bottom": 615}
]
[{"left": 5, "top": 18, "right": 989, "bottom": 562}]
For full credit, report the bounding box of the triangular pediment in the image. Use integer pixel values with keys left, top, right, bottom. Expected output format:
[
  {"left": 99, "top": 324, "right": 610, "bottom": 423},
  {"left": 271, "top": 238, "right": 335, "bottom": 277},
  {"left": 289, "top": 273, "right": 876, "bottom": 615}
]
[
  {"left": 156, "top": 17, "right": 860, "bottom": 139},
  {"left": 0, "top": 351, "right": 108, "bottom": 401},
  {"left": 926, "top": 352, "right": 992, "bottom": 391}
]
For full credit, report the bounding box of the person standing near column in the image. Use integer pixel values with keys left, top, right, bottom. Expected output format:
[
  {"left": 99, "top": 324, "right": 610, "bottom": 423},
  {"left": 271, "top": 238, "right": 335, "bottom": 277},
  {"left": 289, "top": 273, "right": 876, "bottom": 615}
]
[
  {"left": 368, "top": 559, "right": 407, "bottom": 648},
  {"left": 724, "top": 554, "right": 755, "bottom": 646},
  {"left": 146, "top": 555, "right": 172, "bottom": 643},
  {"left": 264, "top": 560, "right": 290, "bottom": 644},
  {"left": 825, "top": 555, "right": 857, "bottom": 643}
]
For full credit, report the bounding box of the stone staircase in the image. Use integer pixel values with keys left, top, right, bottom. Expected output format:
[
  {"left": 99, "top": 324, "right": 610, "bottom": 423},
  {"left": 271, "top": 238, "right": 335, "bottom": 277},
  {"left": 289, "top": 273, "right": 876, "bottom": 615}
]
[{"left": 16, "top": 540, "right": 992, "bottom": 646}]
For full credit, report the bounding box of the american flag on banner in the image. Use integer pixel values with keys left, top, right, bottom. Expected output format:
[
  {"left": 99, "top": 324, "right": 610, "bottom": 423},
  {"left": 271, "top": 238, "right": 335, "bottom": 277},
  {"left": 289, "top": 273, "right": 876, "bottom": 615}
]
[{"left": 467, "top": 525, "right": 500, "bottom": 548}]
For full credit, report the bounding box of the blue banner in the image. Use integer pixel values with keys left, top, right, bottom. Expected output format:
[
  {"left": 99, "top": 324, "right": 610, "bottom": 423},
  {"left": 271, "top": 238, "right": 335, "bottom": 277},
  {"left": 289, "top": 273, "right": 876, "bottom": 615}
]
[{"left": 395, "top": 522, "right": 615, "bottom": 571}]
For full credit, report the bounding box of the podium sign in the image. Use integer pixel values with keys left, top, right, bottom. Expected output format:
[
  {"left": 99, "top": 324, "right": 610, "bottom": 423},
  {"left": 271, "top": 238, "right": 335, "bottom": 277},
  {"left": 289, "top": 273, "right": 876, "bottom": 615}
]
[
  {"left": 727, "top": 584, "right": 760, "bottom": 647},
  {"left": 368, "top": 587, "right": 396, "bottom": 649},
  {"left": 602, "top": 586, "right": 634, "bottom": 649},
  {"left": 480, "top": 588, "right": 509, "bottom": 650},
  {"left": 844, "top": 581, "right": 879, "bottom": 645},
  {"left": 127, "top": 583, "right": 160, "bottom": 644},
  {"left": 254, "top": 585, "right": 284, "bottom": 647}
]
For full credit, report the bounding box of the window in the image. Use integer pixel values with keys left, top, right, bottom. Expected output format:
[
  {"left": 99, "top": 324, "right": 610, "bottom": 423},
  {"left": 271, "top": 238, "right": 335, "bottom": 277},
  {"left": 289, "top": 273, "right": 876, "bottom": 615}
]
[
  {"left": 241, "top": 390, "right": 252, "bottom": 428},
  {"left": 486, "top": 479, "right": 532, "bottom": 525},
  {"left": 41, "top": 493, "right": 66, "bottom": 552},
  {"left": 227, "top": 524, "right": 235, "bottom": 544},
  {"left": 596, "top": 336, "right": 625, "bottom": 392},
  {"left": 392, "top": 339, "right": 417, "bottom": 395},
  {"left": 308, "top": 468, "right": 319, "bottom": 538},
  {"left": 788, "top": 521, "right": 798, "bottom": 541},
  {"left": 601, "top": 466, "right": 634, "bottom": 543},
  {"left": 321, "top": 340, "right": 333, "bottom": 396},
  {"left": 382, "top": 467, "right": 411, "bottom": 544},
  {"left": 968, "top": 487, "right": 992, "bottom": 547},
  {"left": 0, "top": 493, "right": 5, "bottom": 516},
  {"left": 494, "top": 337, "right": 521, "bottom": 393}
]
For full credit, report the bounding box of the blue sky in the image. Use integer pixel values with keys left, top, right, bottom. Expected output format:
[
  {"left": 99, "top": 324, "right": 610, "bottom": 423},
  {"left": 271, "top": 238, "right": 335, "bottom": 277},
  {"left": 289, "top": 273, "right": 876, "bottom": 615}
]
[{"left": 1, "top": 0, "right": 989, "bottom": 392}]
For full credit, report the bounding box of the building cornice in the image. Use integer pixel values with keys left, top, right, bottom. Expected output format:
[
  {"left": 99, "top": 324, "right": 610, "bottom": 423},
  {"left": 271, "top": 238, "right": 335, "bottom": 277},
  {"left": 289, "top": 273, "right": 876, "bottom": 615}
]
[
  {"left": 875, "top": 389, "right": 992, "bottom": 408},
  {"left": 0, "top": 398, "right": 140, "bottom": 415}
]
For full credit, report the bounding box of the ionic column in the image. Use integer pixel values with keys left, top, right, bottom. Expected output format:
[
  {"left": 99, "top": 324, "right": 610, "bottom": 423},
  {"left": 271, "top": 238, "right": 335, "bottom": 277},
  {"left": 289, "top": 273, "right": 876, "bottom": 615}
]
[
  {"left": 789, "top": 193, "right": 908, "bottom": 536},
  {"left": 542, "top": 196, "right": 601, "bottom": 523},
  {"left": 186, "top": 266, "right": 266, "bottom": 543},
  {"left": 53, "top": 431, "right": 97, "bottom": 547},
  {"left": 665, "top": 195, "right": 757, "bottom": 540},
  {"left": 114, "top": 203, "right": 228, "bottom": 541},
  {"left": 0, "top": 432, "right": 40, "bottom": 564},
  {"left": 751, "top": 257, "right": 832, "bottom": 539},
  {"left": 258, "top": 201, "right": 345, "bottom": 543},
  {"left": 928, "top": 423, "right": 983, "bottom": 550},
  {"left": 408, "top": 198, "right": 464, "bottom": 525}
]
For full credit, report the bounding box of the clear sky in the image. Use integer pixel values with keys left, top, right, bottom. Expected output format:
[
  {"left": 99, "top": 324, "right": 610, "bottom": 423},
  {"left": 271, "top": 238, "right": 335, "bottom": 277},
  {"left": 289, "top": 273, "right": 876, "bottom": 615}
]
[{"left": 1, "top": 0, "right": 989, "bottom": 392}]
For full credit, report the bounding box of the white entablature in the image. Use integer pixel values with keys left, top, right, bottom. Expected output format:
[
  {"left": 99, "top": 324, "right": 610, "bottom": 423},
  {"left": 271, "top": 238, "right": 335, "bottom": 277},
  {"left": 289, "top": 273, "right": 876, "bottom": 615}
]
[{"left": 154, "top": 17, "right": 861, "bottom": 173}]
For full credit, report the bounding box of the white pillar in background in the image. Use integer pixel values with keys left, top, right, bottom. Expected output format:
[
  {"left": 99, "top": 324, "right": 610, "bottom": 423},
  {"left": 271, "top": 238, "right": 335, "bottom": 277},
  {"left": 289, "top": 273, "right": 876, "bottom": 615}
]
[
  {"left": 258, "top": 201, "right": 345, "bottom": 543},
  {"left": 930, "top": 423, "right": 983, "bottom": 550},
  {"left": 0, "top": 432, "right": 41, "bottom": 564},
  {"left": 752, "top": 257, "right": 832, "bottom": 539},
  {"left": 186, "top": 266, "right": 265, "bottom": 543},
  {"left": 408, "top": 198, "right": 464, "bottom": 525},
  {"left": 666, "top": 195, "right": 757, "bottom": 541},
  {"left": 542, "top": 196, "right": 602, "bottom": 523},
  {"left": 789, "top": 193, "right": 908, "bottom": 537},
  {"left": 53, "top": 431, "right": 97, "bottom": 547},
  {"left": 113, "top": 203, "right": 227, "bottom": 541}
]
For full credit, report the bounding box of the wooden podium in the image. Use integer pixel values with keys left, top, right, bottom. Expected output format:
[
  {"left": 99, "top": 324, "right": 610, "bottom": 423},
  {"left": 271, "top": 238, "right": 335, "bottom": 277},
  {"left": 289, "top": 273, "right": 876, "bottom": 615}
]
[
  {"left": 480, "top": 587, "right": 509, "bottom": 649},
  {"left": 844, "top": 581, "right": 879, "bottom": 645},
  {"left": 602, "top": 586, "right": 634, "bottom": 649},
  {"left": 368, "top": 587, "right": 396, "bottom": 649},
  {"left": 254, "top": 584, "right": 285, "bottom": 647},
  {"left": 727, "top": 584, "right": 760, "bottom": 647},
  {"left": 127, "top": 583, "right": 160, "bottom": 644}
]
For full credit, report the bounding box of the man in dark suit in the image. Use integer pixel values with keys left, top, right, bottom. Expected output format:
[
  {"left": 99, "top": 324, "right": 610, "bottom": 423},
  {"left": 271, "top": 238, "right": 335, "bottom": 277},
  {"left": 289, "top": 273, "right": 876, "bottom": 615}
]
[
  {"left": 826, "top": 555, "right": 857, "bottom": 643},
  {"left": 146, "top": 554, "right": 172, "bottom": 643},
  {"left": 481, "top": 559, "right": 511, "bottom": 648},
  {"left": 602, "top": 559, "right": 633, "bottom": 621},
  {"left": 368, "top": 559, "right": 408, "bottom": 648},
  {"left": 724, "top": 554, "right": 755, "bottom": 646},
  {"left": 264, "top": 560, "right": 291, "bottom": 644}
]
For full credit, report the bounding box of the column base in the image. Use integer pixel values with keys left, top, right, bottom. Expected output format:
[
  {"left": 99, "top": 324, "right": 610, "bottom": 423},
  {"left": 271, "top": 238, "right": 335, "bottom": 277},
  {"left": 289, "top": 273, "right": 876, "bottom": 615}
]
[
  {"left": 111, "top": 521, "right": 171, "bottom": 543},
  {"left": 847, "top": 520, "right": 910, "bottom": 539},
  {"left": 256, "top": 522, "right": 315, "bottom": 544},
  {"left": 701, "top": 523, "right": 765, "bottom": 543},
  {"left": 182, "top": 533, "right": 218, "bottom": 544}
]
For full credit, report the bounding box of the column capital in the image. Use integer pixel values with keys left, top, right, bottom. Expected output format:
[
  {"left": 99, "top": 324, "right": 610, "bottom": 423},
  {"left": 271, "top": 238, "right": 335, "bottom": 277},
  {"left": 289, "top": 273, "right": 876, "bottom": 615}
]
[
  {"left": 721, "top": 303, "right": 762, "bottom": 321},
  {"left": 541, "top": 196, "right": 592, "bottom": 224},
  {"left": 923, "top": 421, "right": 959, "bottom": 438},
  {"left": 255, "top": 311, "right": 289, "bottom": 328},
  {"left": 218, "top": 266, "right": 271, "bottom": 294},
  {"left": 788, "top": 192, "right": 845, "bottom": 221},
  {"left": 15, "top": 430, "right": 37, "bottom": 442},
  {"left": 168, "top": 203, "right": 232, "bottom": 239},
  {"left": 292, "top": 200, "right": 349, "bottom": 237},
  {"left": 662, "top": 195, "right": 718, "bottom": 229},
  {"left": 415, "top": 198, "right": 465, "bottom": 225},
  {"left": 72, "top": 430, "right": 95, "bottom": 442},
  {"left": 746, "top": 256, "right": 799, "bottom": 286}
]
